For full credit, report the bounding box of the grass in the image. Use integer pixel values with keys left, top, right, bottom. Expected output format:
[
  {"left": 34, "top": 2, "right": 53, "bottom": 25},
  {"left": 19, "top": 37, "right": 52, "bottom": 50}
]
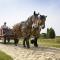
[
  {"left": 0, "top": 51, "right": 13, "bottom": 60},
  {"left": 19, "top": 36, "right": 60, "bottom": 48},
  {"left": 38, "top": 37, "right": 60, "bottom": 48}
]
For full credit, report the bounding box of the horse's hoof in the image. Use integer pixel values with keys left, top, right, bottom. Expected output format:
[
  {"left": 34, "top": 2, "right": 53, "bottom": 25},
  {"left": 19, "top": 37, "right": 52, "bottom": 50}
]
[
  {"left": 23, "top": 46, "right": 26, "bottom": 47},
  {"left": 34, "top": 45, "right": 38, "bottom": 47},
  {"left": 27, "top": 46, "right": 30, "bottom": 48},
  {"left": 15, "top": 44, "right": 17, "bottom": 46}
]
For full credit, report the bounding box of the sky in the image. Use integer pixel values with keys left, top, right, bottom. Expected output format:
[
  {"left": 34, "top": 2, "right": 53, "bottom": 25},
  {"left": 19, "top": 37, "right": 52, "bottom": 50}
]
[{"left": 0, "top": 0, "right": 60, "bottom": 36}]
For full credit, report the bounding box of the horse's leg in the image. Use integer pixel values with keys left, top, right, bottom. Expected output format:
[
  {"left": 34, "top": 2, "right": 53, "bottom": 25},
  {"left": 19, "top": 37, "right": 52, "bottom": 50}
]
[
  {"left": 14, "top": 38, "right": 19, "bottom": 46},
  {"left": 16, "top": 39, "right": 19, "bottom": 46},
  {"left": 14, "top": 39, "right": 17, "bottom": 46},
  {"left": 26, "top": 39, "right": 30, "bottom": 48},
  {"left": 23, "top": 38, "right": 26, "bottom": 47},
  {"left": 35, "top": 37, "right": 38, "bottom": 47},
  {"left": 34, "top": 37, "right": 38, "bottom": 47}
]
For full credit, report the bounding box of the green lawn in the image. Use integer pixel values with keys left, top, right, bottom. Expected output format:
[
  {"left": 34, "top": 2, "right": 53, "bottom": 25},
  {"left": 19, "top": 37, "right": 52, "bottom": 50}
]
[
  {"left": 38, "top": 37, "right": 60, "bottom": 48},
  {"left": 19, "top": 37, "right": 60, "bottom": 48},
  {"left": 0, "top": 51, "right": 13, "bottom": 60}
]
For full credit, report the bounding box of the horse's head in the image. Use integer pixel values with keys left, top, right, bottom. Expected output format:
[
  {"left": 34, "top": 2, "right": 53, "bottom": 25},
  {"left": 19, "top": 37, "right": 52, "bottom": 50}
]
[
  {"left": 38, "top": 15, "right": 47, "bottom": 29},
  {"left": 31, "top": 12, "right": 47, "bottom": 30},
  {"left": 25, "top": 11, "right": 47, "bottom": 34}
]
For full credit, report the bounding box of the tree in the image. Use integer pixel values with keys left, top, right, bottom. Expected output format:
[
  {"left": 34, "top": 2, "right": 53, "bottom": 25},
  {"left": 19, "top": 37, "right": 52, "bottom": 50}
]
[
  {"left": 47, "top": 28, "right": 56, "bottom": 38},
  {"left": 47, "top": 28, "right": 50, "bottom": 38}
]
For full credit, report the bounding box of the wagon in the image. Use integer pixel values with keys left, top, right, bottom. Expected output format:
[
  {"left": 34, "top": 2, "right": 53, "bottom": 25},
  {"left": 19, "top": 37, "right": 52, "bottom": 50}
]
[{"left": 0, "top": 28, "right": 19, "bottom": 45}]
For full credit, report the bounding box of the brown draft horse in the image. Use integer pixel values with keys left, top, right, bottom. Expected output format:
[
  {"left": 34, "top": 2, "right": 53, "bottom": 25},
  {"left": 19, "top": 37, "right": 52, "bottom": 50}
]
[{"left": 13, "top": 11, "right": 47, "bottom": 48}]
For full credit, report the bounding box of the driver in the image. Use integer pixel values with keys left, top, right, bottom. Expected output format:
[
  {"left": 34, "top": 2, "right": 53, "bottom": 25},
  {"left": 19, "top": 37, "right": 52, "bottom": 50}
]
[
  {"left": 1, "top": 22, "right": 8, "bottom": 29},
  {"left": 1, "top": 22, "right": 8, "bottom": 35}
]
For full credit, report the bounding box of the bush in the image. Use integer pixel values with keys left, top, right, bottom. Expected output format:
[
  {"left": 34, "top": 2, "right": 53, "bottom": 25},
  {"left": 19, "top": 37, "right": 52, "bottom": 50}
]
[{"left": 47, "top": 28, "right": 56, "bottom": 39}]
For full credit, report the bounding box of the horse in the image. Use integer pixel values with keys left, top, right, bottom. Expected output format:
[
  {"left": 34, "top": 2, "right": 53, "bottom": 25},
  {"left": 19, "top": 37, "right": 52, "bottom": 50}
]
[
  {"left": 26, "top": 12, "right": 47, "bottom": 47},
  {"left": 13, "top": 11, "right": 47, "bottom": 48}
]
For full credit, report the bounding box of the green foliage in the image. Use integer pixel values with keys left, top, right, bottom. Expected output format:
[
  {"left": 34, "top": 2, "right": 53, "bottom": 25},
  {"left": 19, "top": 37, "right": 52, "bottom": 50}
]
[
  {"left": 47, "top": 28, "right": 56, "bottom": 39},
  {"left": 47, "top": 28, "right": 50, "bottom": 38},
  {"left": 40, "top": 27, "right": 56, "bottom": 39},
  {"left": 0, "top": 51, "right": 13, "bottom": 60}
]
